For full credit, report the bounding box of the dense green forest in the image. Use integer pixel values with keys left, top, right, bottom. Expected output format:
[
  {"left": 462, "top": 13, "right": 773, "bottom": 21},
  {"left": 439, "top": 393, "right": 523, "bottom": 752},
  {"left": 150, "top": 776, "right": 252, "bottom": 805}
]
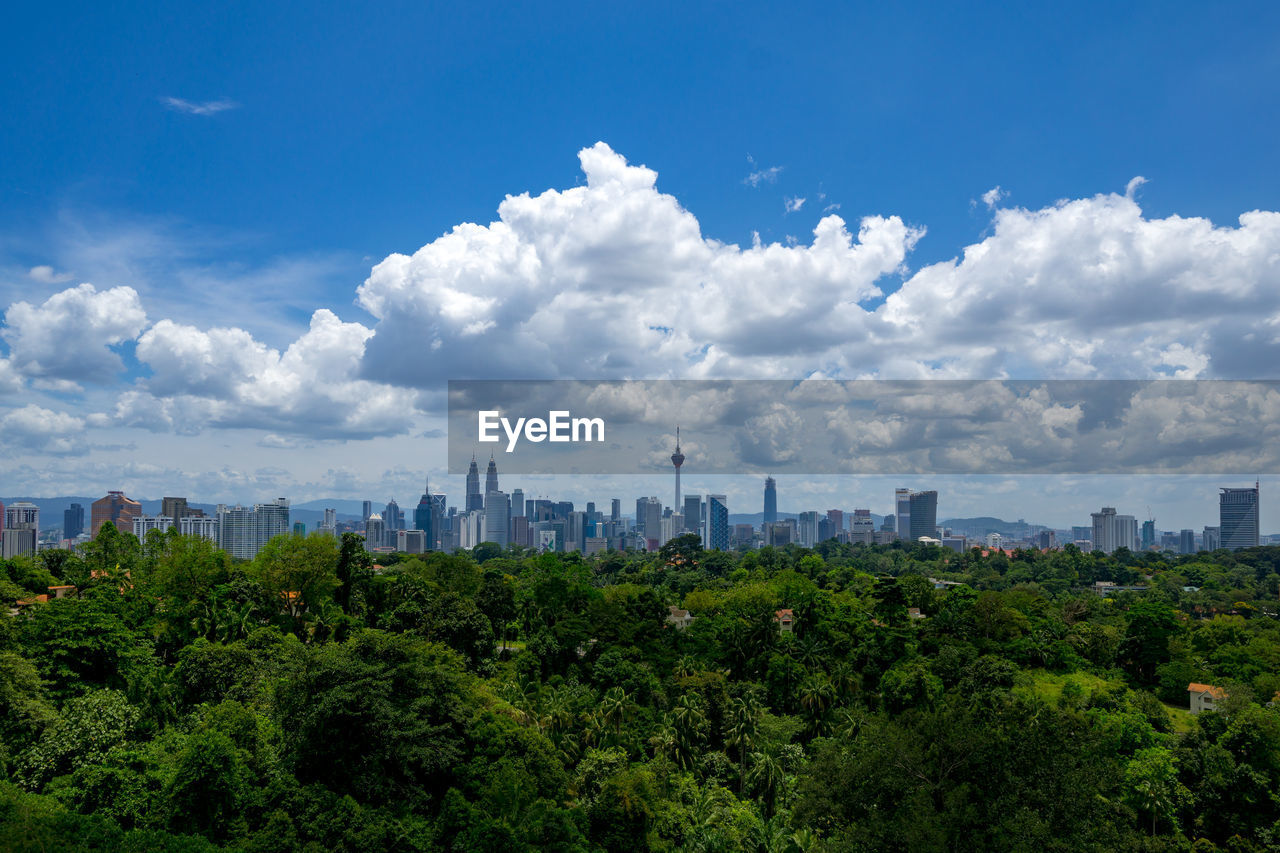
[{"left": 4, "top": 523, "right": 1280, "bottom": 851}]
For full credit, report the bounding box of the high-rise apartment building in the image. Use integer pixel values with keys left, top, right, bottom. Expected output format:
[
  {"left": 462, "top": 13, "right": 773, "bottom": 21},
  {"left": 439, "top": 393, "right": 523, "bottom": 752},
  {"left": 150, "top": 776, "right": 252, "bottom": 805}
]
[
  {"left": 1090, "top": 507, "right": 1118, "bottom": 554},
  {"left": 180, "top": 515, "right": 219, "bottom": 541},
  {"left": 216, "top": 499, "right": 290, "bottom": 560},
  {"left": 133, "top": 516, "right": 175, "bottom": 538},
  {"left": 2, "top": 501, "right": 39, "bottom": 559},
  {"left": 797, "top": 511, "right": 820, "bottom": 547},
  {"left": 1115, "top": 514, "right": 1138, "bottom": 553}
]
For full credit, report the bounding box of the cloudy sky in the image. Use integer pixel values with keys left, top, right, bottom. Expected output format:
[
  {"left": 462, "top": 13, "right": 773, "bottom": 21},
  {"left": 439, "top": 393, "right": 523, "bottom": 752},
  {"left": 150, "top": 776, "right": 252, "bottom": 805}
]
[{"left": 2, "top": 2, "right": 1279, "bottom": 530}]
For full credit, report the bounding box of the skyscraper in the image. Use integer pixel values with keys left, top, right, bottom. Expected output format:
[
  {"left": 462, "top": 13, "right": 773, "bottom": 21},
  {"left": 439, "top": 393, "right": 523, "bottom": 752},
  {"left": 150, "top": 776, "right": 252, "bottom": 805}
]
[
  {"left": 485, "top": 455, "right": 499, "bottom": 497},
  {"left": 1141, "top": 518, "right": 1157, "bottom": 550},
  {"left": 611, "top": 499, "right": 621, "bottom": 523},
  {"left": 797, "top": 511, "right": 820, "bottom": 547},
  {"left": 91, "top": 491, "right": 142, "bottom": 538},
  {"left": 908, "top": 490, "right": 938, "bottom": 542},
  {"left": 216, "top": 499, "right": 290, "bottom": 560},
  {"left": 706, "top": 494, "right": 729, "bottom": 551},
  {"left": 484, "top": 491, "right": 509, "bottom": 547},
  {"left": 64, "top": 503, "right": 85, "bottom": 539},
  {"left": 511, "top": 489, "right": 525, "bottom": 517},
  {"left": 850, "top": 509, "right": 875, "bottom": 544},
  {"left": 384, "top": 499, "right": 403, "bottom": 532},
  {"left": 826, "top": 509, "right": 845, "bottom": 532},
  {"left": 1179, "top": 529, "right": 1196, "bottom": 554},
  {"left": 2, "top": 501, "right": 39, "bottom": 559},
  {"left": 671, "top": 427, "right": 685, "bottom": 511},
  {"left": 362, "top": 500, "right": 373, "bottom": 522},
  {"left": 1220, "top": 485, "right": 1260, "bottom": 550},
  {"left": 684, "top": 494, "right": 701, "bottom": 535},
  {"left": 1115, "top": 515, "right": 1138, "bottom": 552},
  {"left": 1090, "top": 507, "right": 1115, "bottom": 554},
  {"left": 161, "top": 497, "right": 190, "bottom": 522},
  {"left": 364, "top": 513, "right": 386, "bottom": 551},
  {"left": 466, "top": 455, "right": 483, "bottom": 512},
  {"left": 895, "top": 488, "right": 911, "bottom": 543},
  {"left": 637, "top": 496, "right": 663, "bottom": 548},
  {"left": 763, "top": 477, "right": 777, "bottom": 524}
]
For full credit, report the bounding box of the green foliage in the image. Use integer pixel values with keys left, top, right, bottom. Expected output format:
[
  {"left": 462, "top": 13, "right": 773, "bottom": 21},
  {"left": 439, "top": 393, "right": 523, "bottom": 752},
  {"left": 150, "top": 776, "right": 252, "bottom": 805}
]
[
  {"left": 8, "top": 535, "right": 1280, "bottom": 851},
  {"left": 15, "top": 690, "right": 140, "bottom": 791}
]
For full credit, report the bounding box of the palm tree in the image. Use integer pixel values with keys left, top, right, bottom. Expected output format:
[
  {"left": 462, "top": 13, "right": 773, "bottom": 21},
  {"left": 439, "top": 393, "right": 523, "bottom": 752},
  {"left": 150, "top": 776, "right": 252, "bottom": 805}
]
[
  {"left": 673, "top": 654, "right": 701, "bottom": 679},
  {"left": 671, "top": 694, "right": 708, "bottom": 771},
  {"left": 648, "top": 724, "right": 677, "bottom": 763},
  {"left": 724, "top": 693, "right": 763, "bottom": 792},
  {"left": 829, "top": 660, "right": 860, "bottom": 702},
  {"left": 798, "top": 672, "right": 836, "bottom": 734},
  {"left": 748, "top": 750, "right": 786, "bottom": 819},
  {"left": 749, "top": 815, "right": 795, "bottom": 853}
]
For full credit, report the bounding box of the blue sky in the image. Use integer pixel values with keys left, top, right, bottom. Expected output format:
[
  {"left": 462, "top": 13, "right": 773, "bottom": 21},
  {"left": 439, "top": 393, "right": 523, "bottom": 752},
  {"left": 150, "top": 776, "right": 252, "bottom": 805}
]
[{"left": 1, "top": 2, "right": 1279, "bottom": 529}]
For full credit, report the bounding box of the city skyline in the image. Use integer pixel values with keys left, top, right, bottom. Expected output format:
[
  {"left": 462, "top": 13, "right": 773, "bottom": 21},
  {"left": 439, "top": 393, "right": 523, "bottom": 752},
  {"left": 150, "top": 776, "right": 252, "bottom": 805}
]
[{"left": 6, "top": 472, "right": 1272, "bottom": 545}]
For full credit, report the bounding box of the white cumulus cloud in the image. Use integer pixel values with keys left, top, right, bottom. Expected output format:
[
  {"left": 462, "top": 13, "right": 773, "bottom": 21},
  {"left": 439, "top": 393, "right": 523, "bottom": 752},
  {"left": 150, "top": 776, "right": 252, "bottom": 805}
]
[
  {"left": 1, "top": 283, "right": 147, "bottom": 383},
  {"left": 357, "top": 142, "right": 921, "bottom": 386},
  {"left": 123, "top": 308, "right": 411, "bottom": 439},
  {"left": 0, "top": 404, "right": 86, "bottom": 454}
]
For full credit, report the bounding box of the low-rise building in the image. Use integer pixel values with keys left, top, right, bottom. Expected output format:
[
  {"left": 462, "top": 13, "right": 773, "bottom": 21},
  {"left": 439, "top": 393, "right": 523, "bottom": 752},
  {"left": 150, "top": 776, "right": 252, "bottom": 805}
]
[
  {"left": 1188, "top": 682, "right": 1226, "bottom": 714},
  {"left": 666, "top": 605, "right": 695, "bottom": 630}
]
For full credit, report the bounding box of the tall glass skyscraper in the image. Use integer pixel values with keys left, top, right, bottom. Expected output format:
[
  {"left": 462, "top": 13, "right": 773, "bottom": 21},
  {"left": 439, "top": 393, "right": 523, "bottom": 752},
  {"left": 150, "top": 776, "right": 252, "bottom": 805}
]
[
  {"left": 706, "top": 494, "right": 729, "bottom": 551},
  {"left": 763, "top": 477, "right": 777, "bottom": 524},
  {"left": 1220, "top": 485, "right": 1260, "bottom": 550},
  {"left": 907, "top": 490, "right": 938, "bottom": 542}
]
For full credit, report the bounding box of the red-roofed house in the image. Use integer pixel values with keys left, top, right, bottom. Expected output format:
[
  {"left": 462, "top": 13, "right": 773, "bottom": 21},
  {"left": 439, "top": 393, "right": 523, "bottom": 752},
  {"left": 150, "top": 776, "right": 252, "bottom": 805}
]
[{"left": 1188, "top": 682, "right": 1227, "bottom": 714}]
